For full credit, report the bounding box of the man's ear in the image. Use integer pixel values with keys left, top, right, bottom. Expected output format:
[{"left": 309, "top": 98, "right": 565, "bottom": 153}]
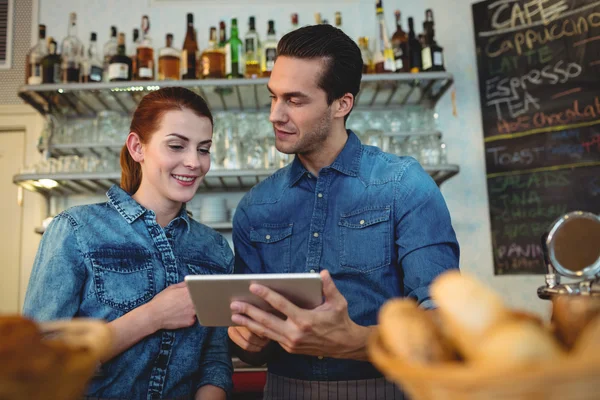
[
  {"left": 333, "top": 92, "right": 355, "bottom": 120},
  {"left": 126, "top": 132, "right": 144, "bottom": 162}
]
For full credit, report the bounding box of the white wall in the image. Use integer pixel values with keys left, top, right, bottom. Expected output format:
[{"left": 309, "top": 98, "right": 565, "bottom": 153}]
[{"left": 35, "top": 0, "right": 553, "bottom": 318}]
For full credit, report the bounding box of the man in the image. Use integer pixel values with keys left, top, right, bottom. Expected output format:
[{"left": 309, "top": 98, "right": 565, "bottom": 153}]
[{"left": 229, "top": 24, "right": 459, "bottom": 399}]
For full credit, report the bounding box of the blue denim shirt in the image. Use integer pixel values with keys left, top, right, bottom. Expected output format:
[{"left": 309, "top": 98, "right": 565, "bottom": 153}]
[
  {"left": 232, "top": 130, "right": 459, "bottom": 381},
  {"left": 23, "top": 185, "right": 233, "bottom": 399}
]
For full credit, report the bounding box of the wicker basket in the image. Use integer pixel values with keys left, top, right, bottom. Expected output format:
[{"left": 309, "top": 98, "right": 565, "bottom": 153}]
[
  {"left": 368, "top": 328, "right": 600, "bottom": 400},
  {"left": 0, "top": 318, "right": 113, "bottom": 400}
]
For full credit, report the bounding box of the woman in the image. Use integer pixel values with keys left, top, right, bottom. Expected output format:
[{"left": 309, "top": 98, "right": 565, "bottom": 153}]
[{"left": 23, "top": 87, "right": 232, "bottom": 399}]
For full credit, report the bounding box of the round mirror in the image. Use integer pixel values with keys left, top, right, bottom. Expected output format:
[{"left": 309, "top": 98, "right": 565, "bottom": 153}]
[{"left": 546, "top": 211, "right": 600, "bottom": 279}]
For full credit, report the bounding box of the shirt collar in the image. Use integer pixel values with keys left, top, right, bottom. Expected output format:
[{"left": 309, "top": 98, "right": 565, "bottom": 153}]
[
  {"left": 106, "top": 185, "right": 191, "bottom": 232},
  {"left": 288, "top": 130, "right": 362, "bottom": 187}
]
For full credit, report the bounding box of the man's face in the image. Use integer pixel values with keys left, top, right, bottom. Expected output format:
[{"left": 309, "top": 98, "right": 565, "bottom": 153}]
[{"left": 268, "top": 56, "right": 333, "bottom": 155}]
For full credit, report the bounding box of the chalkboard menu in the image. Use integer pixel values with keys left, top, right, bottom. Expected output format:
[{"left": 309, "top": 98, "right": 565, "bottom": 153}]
[{"left": 472, "top": 0, "right": 600, "bottom": 275}]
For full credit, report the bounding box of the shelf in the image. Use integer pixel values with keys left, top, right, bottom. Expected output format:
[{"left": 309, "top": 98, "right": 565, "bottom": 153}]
[
  {"left": 13, "top": 169, "right": 279, "bottom": 198},
  {"left": 47, "top": 142, "right": 123, "bottom": 158},
  {"left": 18, "top": 72, "right": 454, "bottom": 117},
  {"left": 14, "top": 164, "right": 459, "bottom": 198}
]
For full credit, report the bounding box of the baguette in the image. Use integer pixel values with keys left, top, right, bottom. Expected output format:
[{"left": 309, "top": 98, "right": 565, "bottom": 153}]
[
  {"left": 430, "top": 271, "right": 513, "bottom": 359},
  {"left": 378, "top": 298, "right": 455, "bottom": 364}
]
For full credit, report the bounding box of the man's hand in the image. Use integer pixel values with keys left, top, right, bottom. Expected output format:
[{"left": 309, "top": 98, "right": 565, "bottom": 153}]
[
  {"left": 230, "top": 270, "right": 372, "bottom": 360},
  {"left": 228, "top": 326, "right": 271, "bottom": 352}
]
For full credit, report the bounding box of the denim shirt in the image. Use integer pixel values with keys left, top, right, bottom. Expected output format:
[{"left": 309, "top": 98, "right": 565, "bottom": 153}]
[
  {"left": 232, "top": 130, "right": 459, "bottom": 381},
  {"left": 23, "top": 185, "right": 233, "bottom": 399}
]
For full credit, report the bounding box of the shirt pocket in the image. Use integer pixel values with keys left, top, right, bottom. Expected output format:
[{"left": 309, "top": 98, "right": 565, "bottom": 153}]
[
  {"left": 339, "top": 206, "right": 391, "bottom": 272},
  {"left": 89, "top": 249, "right": 155, "bottom": 313},
  {"left": 183, "top": 258, "right": 231, "bottom": 276},
  {"left": 249, "top": 224, "right": 293, "bottom": 273}
]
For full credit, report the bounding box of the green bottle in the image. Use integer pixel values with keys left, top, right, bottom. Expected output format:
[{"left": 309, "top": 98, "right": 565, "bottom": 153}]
[{"left": 225, "top": 18, "right": 243, "bottom": 78}]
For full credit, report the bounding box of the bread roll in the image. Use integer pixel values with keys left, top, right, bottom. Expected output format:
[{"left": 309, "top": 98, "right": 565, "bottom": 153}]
[
  {"left": 573, "top": 314, "right": 600, "bottom": 358},
  {"left": 378, "top": 298, "right": 455, "bottom": 364},
  {"left": 430, "top": 271, "right": 513, "bottom": 359},
  {"left": 551, "top": 295, "right": 600, "bottom": 349},
  {"left": 471, "top": 320, "right": 565, "bottom": 368}
]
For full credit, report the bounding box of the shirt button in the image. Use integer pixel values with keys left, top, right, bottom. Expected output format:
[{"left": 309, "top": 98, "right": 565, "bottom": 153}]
[
  {"left": 317, "top": 193, "right": 323, "bottom": 198},
  {"left": 318, "top": 356, "right": 324, "bottom": 360},
  {"left": 359, "top": 220, "right": 365, "bottom": 225},
  {"left": 313, "top": 232, "right": 319, "bottom": 238},
  {"left": 265, "top": 234, "right": 271, "bottom": 240}
]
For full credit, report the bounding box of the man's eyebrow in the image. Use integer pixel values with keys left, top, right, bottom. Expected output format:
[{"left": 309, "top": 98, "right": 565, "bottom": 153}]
[{"left": 266, "top": 85, "right": 310, "bottom": 99}]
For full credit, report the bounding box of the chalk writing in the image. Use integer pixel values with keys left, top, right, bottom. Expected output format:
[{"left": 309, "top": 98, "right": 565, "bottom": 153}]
[
  {"left": 487, "top": 145, "right": 545, "bottom": 166},
  {"left": 489, "top": 170, "right": 571, "bottom": 193},
  {"left": 489, "top": 0, "right": 569, "bottom": 31}
]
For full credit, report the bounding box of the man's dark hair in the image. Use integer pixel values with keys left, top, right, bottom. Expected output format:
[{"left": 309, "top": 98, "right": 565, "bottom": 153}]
[{"left": 276, "top": 24, "right": 363, "bottom": 121}]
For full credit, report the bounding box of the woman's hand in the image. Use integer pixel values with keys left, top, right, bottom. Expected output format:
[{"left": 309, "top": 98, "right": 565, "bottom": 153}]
[{"left": 146, "top": 282, "right": 197, "bottom": 331}]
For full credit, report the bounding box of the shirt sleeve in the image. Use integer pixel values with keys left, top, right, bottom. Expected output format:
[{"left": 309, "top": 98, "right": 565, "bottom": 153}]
[
  {"left": 22, "top": 212, "right": 86, "bottom": 321},
  {"left": 195, "top": 327, "right": 234, "bottom": 394},
  {"left": 394, "top": 161, "right": 460, "bottom": 309},
  {"left": 232, "top": 198, "right": 262, "bottom": 274}
]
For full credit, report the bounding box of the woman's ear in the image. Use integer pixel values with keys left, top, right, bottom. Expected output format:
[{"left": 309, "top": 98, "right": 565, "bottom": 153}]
[{"left": 126, "top": 132, "right": 144, "bottom": 162}]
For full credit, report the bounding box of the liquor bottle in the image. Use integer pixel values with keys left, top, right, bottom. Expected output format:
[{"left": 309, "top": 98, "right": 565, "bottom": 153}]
[
  {"left": 407, "top": 17, "right": 421, "bottom": 72},
  {"left": 244, "top": 16, "right": 261, "bottom": 78},
  {"left": 218, "top": 21, "right": 227, "bottom": 49},
  {"left": 374, "top": 0, "right": 396, "bottom": 73},
  {"left": 225, "top": 18, "right": 243, "bottom": 78},
  {"left": 358, "top": 37, "right": 374, "bottom": 74},
  {"left": 129, "top": 28, "right": 139, "bottom": 80},
  {"left": 391, "top": 10, "right": 409, "bottom": 72},
  {"left": 108, "top": 33, "right": 132, "bottom": 81},
  {"left": 261, "top": 20, "right": 277, "bottom": 77},
  {"left": 158, "top": 33, "right": 181, "bottom": 80},
  {"left": 287, "top": 13, "right": 299, "bottom": 34},
  {"left": 181, "top": 13, "right": 198, "bottom": 80},
  {"left": 421, "top": 9, "right": 445, "bottom": 72},
  {"left": 314, "top": 13, "right": 322, "bottom": 25},
  {"left": 137, "top": 16, "right": 155, "bottom": 80},
  {"left": 60, "top": 12, "right": 83, "bottom": 82},
  {"left": 25, "top": 24, "right": 47, "bottom": 84},
  {"left": 81, "top": 32, "right": 103, "bottom": 82},
  {"left": 200, "top": 27, "right": 225, "bottom": 79},
  {"left": 103, "top": 26, "right": 117, "bottom": 81},
  {"left": 335, "top": 12, "right": 343, "bottom": 30},
  {"left": 41, "top": 38, "right": 61, "bottom": 84}
]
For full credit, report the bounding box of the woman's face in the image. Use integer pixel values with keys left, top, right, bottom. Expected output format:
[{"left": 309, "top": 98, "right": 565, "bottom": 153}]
[{"left": 137, "top": 108, "right": 212, "bottom": 207}]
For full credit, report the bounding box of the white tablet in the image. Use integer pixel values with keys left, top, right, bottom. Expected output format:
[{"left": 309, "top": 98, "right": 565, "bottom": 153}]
[{"left": 185, "top": 273, "right": 323, "bottom": 327}]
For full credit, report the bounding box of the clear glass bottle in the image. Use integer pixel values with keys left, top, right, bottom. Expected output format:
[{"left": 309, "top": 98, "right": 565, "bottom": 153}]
[
  {"left": 200, "top": 27, "right": 225, "bottom": 79},
  {"left": 137, "top": 15, "right": 155, "bottom": 80},
  {"left": 358, "top": 37, "right": 374, "bottom": 74},
  {"left": 60, "top": 12, "right": 83, "bottom": 83},
  {"left": 103, "top": 26, "right": 118, "bottom": 81},
  {"left": 108, "top": 33, "right": 132, "bottom": 82},
  {"left": 181, "top": 13, "right": 199, "bottom": 80},
  {"left": 391, "top": 10, "right": 409, "bottom": 72},
  {"left": 25, "top": 24, "right": 47, "bottom": 84},
  {"left": 81, "top": 32, "right": 103, "bottom": 82},
  {"left": 244, "top": 16, "right": 261, "bottom": 78},
  {"left": 261, "top": 20, "right": 277, "bottom": 77},
  {"left": 225, "top": 18, "right": 243, "bottom": 78},
  {"left": 158, "top": 33, "right": 180, "bottom": 80},
  {"left": 218, "top": 21, "right": 227, "bottom": 49},
  {"left": 41, "top": 37, "right": 61, "bottom": 84},
  {"left": 374, "top": 0, "right": 396, "bottom": 73}
]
